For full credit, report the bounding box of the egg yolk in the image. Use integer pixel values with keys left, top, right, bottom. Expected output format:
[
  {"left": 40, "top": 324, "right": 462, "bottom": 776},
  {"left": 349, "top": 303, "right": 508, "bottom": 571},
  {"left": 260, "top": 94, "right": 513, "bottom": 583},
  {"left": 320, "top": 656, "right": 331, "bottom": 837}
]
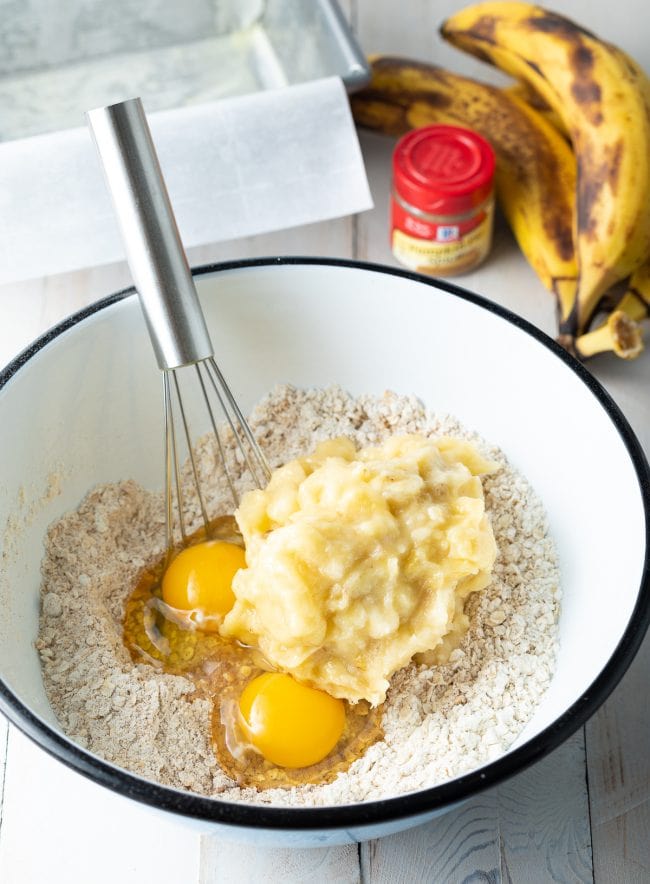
[
  {"left": 238, "top": 672, "right": 345, "bottom": 768},
  {"left": 161, "top": 540, "right": 245, "bottom": 618}
]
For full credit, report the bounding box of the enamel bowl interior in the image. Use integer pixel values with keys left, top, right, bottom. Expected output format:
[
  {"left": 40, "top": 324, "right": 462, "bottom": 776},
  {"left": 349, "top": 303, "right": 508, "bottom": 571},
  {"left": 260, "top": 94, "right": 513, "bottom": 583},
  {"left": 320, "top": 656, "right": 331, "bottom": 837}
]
[{"left": 0, "top": 259, "right": 648, "bottom": 844}]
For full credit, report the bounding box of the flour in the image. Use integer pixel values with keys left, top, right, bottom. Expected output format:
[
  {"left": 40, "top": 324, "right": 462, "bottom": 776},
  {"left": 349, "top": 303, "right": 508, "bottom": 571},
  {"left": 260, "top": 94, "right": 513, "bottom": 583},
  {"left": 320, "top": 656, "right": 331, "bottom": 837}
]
[{"left": 36, "top": 386, "right": 560, "bottom": 806}]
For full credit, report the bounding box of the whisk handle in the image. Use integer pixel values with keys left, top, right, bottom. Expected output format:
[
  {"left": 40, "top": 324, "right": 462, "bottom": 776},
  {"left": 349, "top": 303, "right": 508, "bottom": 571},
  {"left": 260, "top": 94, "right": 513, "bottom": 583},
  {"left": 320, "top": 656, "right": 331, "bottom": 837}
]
[{"left": 86, "top": 98, "right": 214, "bottom": 370}]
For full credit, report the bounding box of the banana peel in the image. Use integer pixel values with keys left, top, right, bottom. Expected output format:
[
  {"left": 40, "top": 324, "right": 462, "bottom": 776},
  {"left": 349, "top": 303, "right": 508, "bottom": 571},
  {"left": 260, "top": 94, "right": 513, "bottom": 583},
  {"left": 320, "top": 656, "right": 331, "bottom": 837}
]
[{"left": 503, "top": 82, "right": 568, "bottom": 138}]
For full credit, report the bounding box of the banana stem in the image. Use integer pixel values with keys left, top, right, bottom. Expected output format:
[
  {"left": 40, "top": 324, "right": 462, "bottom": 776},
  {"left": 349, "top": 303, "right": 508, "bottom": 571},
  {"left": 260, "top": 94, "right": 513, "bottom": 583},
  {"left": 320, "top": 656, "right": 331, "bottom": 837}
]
[
  {"left": 573, "top": 310, "right": 644, "bottom": 360},
  {"left": 554, "top": 277, "right": 579, "bottom": 324},
  {"left": 617, "top": 291, "right": 650, "bottom": 322}
]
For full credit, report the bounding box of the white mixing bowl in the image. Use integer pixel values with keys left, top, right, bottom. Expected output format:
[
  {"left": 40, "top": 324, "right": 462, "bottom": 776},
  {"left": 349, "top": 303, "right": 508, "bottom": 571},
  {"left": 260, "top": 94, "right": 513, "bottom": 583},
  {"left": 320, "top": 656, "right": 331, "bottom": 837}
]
[{"left": 0, "top": 258, "right": 648, "bottom": 846}]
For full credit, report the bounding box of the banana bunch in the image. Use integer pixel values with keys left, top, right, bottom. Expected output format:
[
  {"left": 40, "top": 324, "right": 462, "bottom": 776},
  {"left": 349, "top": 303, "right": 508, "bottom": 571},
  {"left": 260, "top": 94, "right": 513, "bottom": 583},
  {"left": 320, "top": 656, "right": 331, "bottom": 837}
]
[
  {"left": 350, "top": 2, "right": 650, "bottom": 361},
  {"left": 350, "top": 57, "right": 579, "bottom": 320}
]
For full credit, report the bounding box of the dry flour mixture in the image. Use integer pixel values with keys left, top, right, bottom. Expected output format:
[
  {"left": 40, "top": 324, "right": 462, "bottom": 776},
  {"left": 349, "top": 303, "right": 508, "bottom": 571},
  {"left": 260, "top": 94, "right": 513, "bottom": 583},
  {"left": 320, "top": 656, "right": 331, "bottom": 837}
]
[{"left": 37, "top": 386, "right": 560, "bottom": 806}]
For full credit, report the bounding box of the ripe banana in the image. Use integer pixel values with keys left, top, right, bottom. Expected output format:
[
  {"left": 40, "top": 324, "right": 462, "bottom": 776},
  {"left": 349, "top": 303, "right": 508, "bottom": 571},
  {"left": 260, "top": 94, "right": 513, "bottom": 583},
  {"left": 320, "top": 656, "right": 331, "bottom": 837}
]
[
  {"left": 440, "top": 2, "right": 650, "bottom": 337},
  {"left": 350, "top": 56, "right": 578, "bottom": 320}
]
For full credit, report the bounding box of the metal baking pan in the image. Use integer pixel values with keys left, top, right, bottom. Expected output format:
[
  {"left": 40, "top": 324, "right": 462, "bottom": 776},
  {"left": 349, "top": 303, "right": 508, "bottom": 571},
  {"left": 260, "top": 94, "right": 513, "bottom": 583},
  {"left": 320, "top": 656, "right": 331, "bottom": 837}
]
[{"left": 0, "top": 0, "right": 370, "bottom": 142}]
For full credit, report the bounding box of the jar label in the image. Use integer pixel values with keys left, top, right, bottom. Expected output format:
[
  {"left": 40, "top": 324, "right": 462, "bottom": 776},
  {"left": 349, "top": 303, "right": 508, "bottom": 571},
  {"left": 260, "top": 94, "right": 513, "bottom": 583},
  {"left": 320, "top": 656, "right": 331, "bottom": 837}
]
[{"left": 391, "top": 205, "right": 494, "bottom": 275}]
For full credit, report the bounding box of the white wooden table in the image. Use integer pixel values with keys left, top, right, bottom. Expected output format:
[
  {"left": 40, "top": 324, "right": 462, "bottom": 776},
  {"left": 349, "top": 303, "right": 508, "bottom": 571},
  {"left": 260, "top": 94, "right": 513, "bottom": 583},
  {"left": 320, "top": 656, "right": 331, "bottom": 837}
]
[{"left": 1, "top": 2, "right": 649, "bottom": 881}]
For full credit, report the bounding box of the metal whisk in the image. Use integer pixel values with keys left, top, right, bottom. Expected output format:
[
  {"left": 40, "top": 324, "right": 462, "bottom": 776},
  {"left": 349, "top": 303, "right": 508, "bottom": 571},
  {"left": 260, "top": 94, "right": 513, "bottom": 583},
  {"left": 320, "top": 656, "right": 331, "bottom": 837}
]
[{"left": 86, "top": 98, "right": 271, "bottom": 550}]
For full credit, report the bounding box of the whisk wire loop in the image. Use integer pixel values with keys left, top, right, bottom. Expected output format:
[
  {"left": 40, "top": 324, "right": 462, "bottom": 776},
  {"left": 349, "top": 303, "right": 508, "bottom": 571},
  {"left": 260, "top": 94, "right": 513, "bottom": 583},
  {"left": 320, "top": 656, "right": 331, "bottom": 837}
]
[
  {"left": 172, "top": 370, "right": 212, "bottom": 537},
  {"left": 194, "top": 362, "right": 239, "bottom": 509},
  {"left": 164, "top": 371, "right": 192, "bottom": 549},
  {"left": 206, "top": 358, "right": 272, "bottom": 487},
  {"left": 163, "top": 359, "right": 270, "bottom": 552},
  {"left": 163, "top": 371, "right": 175, "bottom": 551}
]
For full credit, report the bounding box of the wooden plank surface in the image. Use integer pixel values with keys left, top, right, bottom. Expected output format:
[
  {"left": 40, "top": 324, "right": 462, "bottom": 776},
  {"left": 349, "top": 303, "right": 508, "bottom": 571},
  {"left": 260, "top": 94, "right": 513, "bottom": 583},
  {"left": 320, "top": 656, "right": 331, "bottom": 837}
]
[
  {"left": 587, "top": 636, "right": 650, "bottom": 884},
  {"left": 0, "top": 727, "right": 201, "bottom": 884},
  {"left": 0, "top": 715, "right": 7, "bottom": 839},
  {"left": 358, "top": 722, "right": 592, "bottom": 883},
  {"left": 199, "top": 838, "right": 361, "bottom": 884}
]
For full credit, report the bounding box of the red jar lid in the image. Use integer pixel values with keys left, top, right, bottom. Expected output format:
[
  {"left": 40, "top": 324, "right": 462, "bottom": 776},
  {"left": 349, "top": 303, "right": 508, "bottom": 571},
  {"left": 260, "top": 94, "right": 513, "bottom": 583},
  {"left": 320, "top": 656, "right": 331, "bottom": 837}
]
[{"left": 392, "top": 124, "right": 495, "bottom": 216}]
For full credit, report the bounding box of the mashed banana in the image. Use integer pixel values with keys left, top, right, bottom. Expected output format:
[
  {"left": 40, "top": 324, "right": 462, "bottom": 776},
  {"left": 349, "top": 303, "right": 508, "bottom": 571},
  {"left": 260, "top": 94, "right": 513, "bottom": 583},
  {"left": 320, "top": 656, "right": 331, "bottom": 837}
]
[{"left": 221, "top": 434, "right": 498, "bottom": 705}]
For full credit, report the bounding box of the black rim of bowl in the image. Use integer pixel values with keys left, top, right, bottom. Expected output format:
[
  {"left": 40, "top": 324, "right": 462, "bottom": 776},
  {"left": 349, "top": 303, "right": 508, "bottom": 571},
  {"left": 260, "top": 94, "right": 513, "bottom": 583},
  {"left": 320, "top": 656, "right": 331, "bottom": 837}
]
[{"left": 1, "top": 257, "right": 649, "bottom": 833}]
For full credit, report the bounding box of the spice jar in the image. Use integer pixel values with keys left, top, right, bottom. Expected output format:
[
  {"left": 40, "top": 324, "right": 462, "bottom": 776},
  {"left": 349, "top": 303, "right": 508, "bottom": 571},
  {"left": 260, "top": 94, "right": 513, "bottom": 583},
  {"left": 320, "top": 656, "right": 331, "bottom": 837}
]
[{"left": 391, "top": 124, "right": 496, "bottom": 276}]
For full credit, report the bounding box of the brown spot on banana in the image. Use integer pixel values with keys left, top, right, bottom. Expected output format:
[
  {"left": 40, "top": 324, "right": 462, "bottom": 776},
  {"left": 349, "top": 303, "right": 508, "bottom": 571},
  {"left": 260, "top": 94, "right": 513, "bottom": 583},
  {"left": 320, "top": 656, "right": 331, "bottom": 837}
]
[
  {"left": 438, "top": 17, "right": 502, "bottom": 65},
  {"left": 607, "top": 139, "right": 624, "bottom": 195},
  {"left": 347, "top": 95, "right": 410, "bottom": 137},
  {"left": 568, "top": 45, "right": 604, "bottom": 125},
  {"left": 544, "top": 218, "right": 574, "bottom": 263},
  {"left": 525, "top": 59, "right": 545, "bottom": 79},
  {"left": 576, "top": 138, "right": 624, "bottom": 241},
  {"left": 521, "top": 19, "right": 604, "bottom": 126},
  {"left": 575, "top": 143, "right": 612, "bottom": 242},
  {"left": 525, "top": 10, "right": 598, "bottom": 42},
  {"left": 456, "top": 15, "right": 498, "bottom": 44},
  {"left": 363, "top": 57, "right": 461, "bottom": 96},
  {"left": 576, "top": 168, "right": 602, "bottom": 241}
]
